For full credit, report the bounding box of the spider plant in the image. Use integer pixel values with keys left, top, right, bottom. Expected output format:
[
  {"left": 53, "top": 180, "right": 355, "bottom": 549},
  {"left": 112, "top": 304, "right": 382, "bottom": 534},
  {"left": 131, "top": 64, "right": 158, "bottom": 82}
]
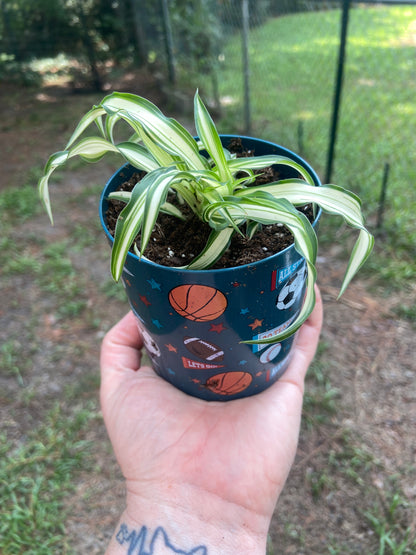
[{"left": 38, "top": 90, "right": 373, "bottom": 343}]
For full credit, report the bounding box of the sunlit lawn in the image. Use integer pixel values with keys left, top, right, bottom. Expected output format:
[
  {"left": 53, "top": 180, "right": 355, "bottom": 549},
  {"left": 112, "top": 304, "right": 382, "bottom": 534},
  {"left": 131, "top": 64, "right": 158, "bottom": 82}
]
[{"left": 217, "top": 5, "right": 416, "bottom": 284}]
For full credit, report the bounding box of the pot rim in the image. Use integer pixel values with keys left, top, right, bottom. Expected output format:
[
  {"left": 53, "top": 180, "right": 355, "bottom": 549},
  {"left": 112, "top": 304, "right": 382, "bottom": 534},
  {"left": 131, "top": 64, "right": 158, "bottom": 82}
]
[{"left": 99, "top": 135, "right": 322, "bottom": 276}]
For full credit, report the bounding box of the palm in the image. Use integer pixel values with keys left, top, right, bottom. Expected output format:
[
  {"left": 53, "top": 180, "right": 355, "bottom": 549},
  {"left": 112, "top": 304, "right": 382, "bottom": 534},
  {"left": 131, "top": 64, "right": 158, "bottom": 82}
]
[{"left": 101, "top": 342, "right": 305, "bottom": 518}]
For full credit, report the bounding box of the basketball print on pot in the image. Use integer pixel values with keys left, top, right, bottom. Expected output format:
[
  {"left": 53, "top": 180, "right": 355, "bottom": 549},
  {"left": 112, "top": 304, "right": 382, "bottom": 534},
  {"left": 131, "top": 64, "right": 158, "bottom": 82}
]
[
  {"left": 205, "top": 371, "right": 253, "bottom": 396},
  {"left": 169, "top": 284, "right": 227, "bottom": 322}
]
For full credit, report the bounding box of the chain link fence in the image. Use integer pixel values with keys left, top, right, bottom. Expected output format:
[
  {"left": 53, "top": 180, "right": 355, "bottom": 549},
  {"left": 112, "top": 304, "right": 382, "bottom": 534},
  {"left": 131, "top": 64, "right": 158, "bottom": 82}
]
[
  {"left": 191, "top": 0, "right": 416, "bottom": 233},
  {"left": 1, "top": 1, "right": 415, "bottom": 230}
]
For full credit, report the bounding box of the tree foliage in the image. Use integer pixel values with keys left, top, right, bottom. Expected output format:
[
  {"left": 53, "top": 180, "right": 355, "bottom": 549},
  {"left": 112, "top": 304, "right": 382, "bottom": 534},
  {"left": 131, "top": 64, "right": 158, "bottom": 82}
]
[{"left": 0, "top": 0, "right": 262, "bottom": 90}]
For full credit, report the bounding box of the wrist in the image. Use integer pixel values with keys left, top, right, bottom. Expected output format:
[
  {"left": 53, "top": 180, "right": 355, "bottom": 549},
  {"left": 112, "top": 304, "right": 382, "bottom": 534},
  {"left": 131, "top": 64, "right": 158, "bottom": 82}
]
[{"left": 106, "top": 483, "right": 270, "bottom": 555}]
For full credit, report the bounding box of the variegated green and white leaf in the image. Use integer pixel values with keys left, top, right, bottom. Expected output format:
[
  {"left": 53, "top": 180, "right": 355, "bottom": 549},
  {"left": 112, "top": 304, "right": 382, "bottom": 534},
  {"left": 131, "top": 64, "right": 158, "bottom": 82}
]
[
  {"left": 339, "top": 229, "right": 374, "bottom": 297},
  {"left": 65, "top": 105, "right": 106, "bottom": 149},
  {"left": 111, "top": 167, "right": 193, "bottom": 280},
  {"left": 108, "top": 191, "right": 131, "bottom": 203},
  {"left": 67, "top": 136, "right": 119, "bottom": 161},
  {"left": 140, "top": 168, "right": 192, "bottom": 254},
  {"left": 202, "top": 199, "right": 246, "bottom": 230},
  {"left": 240, "top": 180, "right": 364, "bottom": 227},
  {"left": 227, "top": 155, "right": 315, "bottom": 185},
  {"left": 39, "top": 151, "right": 69, "bottom": 222},
  {"left": 104, "top": 111, "right": 122, "bottom": 143},
  {"left": 101, "top": 92, "right": 207, "bottom": 170},
  {"left": 246, "top": 220, "right": 261, "bottom": 239},
  {"left": 170, "top": 182, "right": 200, "bottom": 214},
  {"left": 116, "top": 142, "right": 159, "bottom": 172},
  {"left": 186, "top": 227, "right": 235, "bottom": 270},
  {"left": 40, "top": 138, "right": 116, "bottom": 222},
  {"left": 160, "top": 202, "right": 186, "bottom": 220},
  {"left": 197, "top": 194, "right": 319, "bottom": 343},
  {"left": 111, "top": 186, "right": 147, "bottom": 282},
  {"left": 194, "top": 91, "right": 232, "bottom": 183},
  {"left": 228, "top": 194, "right": 319, "bottom": 343},
  {"left": 95, "top": 114, "right": 105, "bottom": 138},
  {"left": 109, "top": 110, "right": 190, "bottom": 172},
  {"left": 110, "top": 192, "right": 185, "bottom": 224},
  {"left": 139, "top": 127, "right": 183, "bottom": 169},
  {"left": 205, "top": 194, "right": 318, "bottom": 265},
  {"left": 189, "top": 169, "right": 225, "bottom": 191},
  {"left": 109, "top": 193, "right": 185, "bottom": 224},
  {"left": 239, "top": 181, "right": 374, "bottom": 292}
]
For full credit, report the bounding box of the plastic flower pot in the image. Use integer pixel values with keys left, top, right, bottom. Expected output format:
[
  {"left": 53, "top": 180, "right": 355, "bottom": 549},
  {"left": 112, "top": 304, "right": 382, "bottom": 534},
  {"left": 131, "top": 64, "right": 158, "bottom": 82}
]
[{"left": 99, "top": 136, "right": 321, "bottom": 401}]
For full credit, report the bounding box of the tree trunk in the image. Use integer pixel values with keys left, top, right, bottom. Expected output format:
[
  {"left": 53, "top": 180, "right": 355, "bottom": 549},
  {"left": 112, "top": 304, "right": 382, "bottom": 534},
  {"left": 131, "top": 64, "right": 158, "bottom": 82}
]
[
  {"left": 76, "top": 4, "right": 103, "bottom": 91},
  {"left": 0, "top": 0, "right": 19, "bottom": 59},
  {"left": 161, "top": 0, "right": 176, "bottom": 84},
  {"left": 130, "top": 0, "right": 148, "bottom": 67}
]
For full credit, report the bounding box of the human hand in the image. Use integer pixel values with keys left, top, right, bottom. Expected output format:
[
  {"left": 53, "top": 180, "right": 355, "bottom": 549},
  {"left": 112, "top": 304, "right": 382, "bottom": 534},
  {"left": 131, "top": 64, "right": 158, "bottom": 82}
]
[{"left": 100, "top": 285, "right": 323, "bottom": 554}]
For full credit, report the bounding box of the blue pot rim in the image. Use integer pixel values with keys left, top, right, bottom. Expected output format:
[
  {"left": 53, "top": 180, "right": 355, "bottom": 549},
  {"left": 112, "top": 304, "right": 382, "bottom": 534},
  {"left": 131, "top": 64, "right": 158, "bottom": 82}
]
[{"left": 99, "top": 135, "right": 322, "bottom": 276}]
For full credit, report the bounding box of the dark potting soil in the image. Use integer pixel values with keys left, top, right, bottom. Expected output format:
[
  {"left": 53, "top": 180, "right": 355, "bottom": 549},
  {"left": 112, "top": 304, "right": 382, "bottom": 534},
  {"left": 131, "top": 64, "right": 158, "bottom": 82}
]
[{"left": 105, "top": 140, "right": 315, "bottom": 269}]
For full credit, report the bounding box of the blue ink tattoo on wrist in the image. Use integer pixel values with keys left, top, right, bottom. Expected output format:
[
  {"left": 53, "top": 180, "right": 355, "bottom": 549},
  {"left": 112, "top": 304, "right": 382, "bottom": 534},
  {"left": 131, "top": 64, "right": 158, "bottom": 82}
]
[{"left": 116, "top": 523, "right": 208, "bottom": 554}]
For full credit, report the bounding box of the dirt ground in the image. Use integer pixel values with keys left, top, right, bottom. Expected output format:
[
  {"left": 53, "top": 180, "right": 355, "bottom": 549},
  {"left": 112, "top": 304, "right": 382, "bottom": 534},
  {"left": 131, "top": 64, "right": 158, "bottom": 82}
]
[{"left": 1, "top": 77, "right": 415, "bottom": 554}]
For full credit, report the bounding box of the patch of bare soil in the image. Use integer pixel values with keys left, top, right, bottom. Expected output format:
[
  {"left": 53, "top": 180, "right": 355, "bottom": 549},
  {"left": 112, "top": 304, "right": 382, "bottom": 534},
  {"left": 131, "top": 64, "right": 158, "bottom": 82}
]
[
  {"left": 1, "top": 77, "right": 415, "bottom": 553},
  {"left": 0, "top": 68, "right": 177, "bottom": 193},
  {"left": 272, "top": 256, "right": 416, "bottom": 553}
]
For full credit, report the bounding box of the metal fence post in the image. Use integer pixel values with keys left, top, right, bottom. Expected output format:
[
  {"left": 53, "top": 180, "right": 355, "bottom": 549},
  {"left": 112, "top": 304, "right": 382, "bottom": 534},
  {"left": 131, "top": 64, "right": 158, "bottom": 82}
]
[
  {"left": 161, "top": 0, "right": 176, "bottom": 85},
  {"left": 241, "top": 0, "right": 251, "bottom": 135},
  {"left": 377, "top": 162, "right": 390, "bottom": 229},
  {"left": 326, "top": 0, "right": 351, "bottom": 183}
]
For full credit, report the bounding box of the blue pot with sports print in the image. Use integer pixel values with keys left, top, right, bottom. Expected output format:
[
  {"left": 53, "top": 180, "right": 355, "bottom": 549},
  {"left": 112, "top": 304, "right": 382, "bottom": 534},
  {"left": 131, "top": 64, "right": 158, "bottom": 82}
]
[{"left": 99, "top": 136, "right": 321, "bottom": 401}]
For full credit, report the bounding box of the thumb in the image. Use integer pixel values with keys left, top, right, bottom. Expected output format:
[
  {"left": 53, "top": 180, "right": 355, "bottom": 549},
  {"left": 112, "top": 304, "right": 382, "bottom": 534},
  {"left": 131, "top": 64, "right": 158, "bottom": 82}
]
[{"left": 100, "top": 311, "right": 143, "bottom": 382}]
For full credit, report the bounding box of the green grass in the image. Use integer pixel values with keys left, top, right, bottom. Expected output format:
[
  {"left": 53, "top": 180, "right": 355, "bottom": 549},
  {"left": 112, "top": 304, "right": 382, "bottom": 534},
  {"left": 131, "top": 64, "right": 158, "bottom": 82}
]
[
  {"left": 0, "top": 232, "right": 88, "bottom": 319},
  {"left": 1, "top": 340, "right": 25, "bottom": 386},
  {"left": 364, "top": 487, "right": 416, "bottom": 555},
  {"left": 0, "top": 179, "right": 113, "bottom": 551},
  {"left": 327, "top": 431, "right": 376, "bottom": 487},
  {"left": 303, "top": 341, "right": 339, "bottom": 427},
  {"left": 0, "top": 404, "right": 96, "bottom": 554},
  {"left": 0, "top": 183, "right": 41, "bottom": 223},
  {"left": 100, "top": 277, "right": 127, "bottom": 302},
  {"left": 37, "top": 242, "right": 87, "bottom": 317},
  {"left": 217, "top": 5, "right": 416, "bottom": 286},
  {"left": 394, "top": 303, "right": 416, "bottom": 327},
  {"left": 285, "top": 339, "right": 416, "bottom": 554}
]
